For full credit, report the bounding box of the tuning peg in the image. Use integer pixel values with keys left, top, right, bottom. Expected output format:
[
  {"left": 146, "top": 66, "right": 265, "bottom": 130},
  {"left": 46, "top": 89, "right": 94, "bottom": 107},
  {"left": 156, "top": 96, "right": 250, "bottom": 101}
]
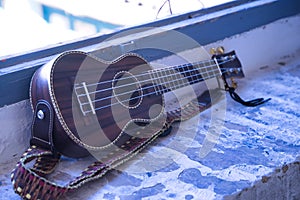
[
  {"left": 216, "top": 46, "right": 225, "bottom": 54},
  {"left": 209, "top": 46, "right": 225, "bottom": 55},
  {"left": 209, "top": 48, "right": 217, "bottom": 55}
]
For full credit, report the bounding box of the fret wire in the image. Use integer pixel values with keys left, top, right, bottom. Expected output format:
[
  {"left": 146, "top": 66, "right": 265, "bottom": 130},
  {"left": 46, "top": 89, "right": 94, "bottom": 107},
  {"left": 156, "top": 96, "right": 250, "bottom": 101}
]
[
  {"left": 209, "top": 60, "right": 216, "bottom": 76},
  {"left": 201, "top": 61, "right": 217, "bottom": 79},
  {"left": 164, "top": 67, "right": 172, "bottom": 90},
  {"left": 168, "top": 68, "right": 178, "bottom": 91},
  {"left": 167, "top": 68, "right": 175, "bottom": 91},
  {"left": 162, "top": 68, "right": 168, "bottom": 91},
  {"left": 206, "top": 60, "right": 212, "bottom": 76},
  {"left": 185, "top": 64, "right": 192, "bottom": 79},
  {"left": 202, "top": 61, "right": 210, "bottom": 80},
  {"left": 169, "top": 67, "right": 179, "bottom": 91},
  {"left": 148, "top": 71, "right": 158, "bottom": 95},
  {"left": 178, "top": 64, "right": 190, "bottom": 88},
  {"left": 169, "top": 68, "right": 177, "bottom": 90},
  {"left": 152, "top": 70, "right": 161, "bottom": 95},
  {"left": 179, "top": 65, "right": 188, "bottom": 88},
  {"left": 190, "top": 64, "right": 197, "bottom": 83},
  {"left": 165, "top": 69, "right": 172, "bottom": 93},
  {"left": 159, "top": 69, "right": 167, "bottom": 93},
  {"left": 202, "top": 61, "right": 209, "bottom": 77},
  {"left": 157, "top": 69, "right": 164, "bottom": 94},
  {"left": 184, "top": 64, "right": 192, "bottom": 88},
  {"left": 155, "top": 69, "right": 161, "bottom": 94},
  {"left": 194, "top": 62, "right": 203, "bottom": 81},
  {"left": 161, "top": 68, "right": 169, "bottom": 93},
  {"left": 153, "top": 70, "right": 160, "bottom": 94}
]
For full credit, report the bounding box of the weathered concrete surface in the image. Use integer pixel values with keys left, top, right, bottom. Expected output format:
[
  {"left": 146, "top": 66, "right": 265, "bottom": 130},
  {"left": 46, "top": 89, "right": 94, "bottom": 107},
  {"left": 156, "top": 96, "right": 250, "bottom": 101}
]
[
  {"left": 225, "top": 160, "right": 300, "bottom": 200},
  {"left": 0, "top": 100, "right": 32, "bottom": 163}
]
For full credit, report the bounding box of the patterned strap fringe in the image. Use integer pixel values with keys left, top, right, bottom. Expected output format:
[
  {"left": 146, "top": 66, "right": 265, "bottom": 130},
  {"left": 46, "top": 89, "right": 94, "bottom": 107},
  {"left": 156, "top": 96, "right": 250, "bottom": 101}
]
[
  {"left": 11, "top": 147, "right": 66, "bottom": 200},
  {"left": 11, "top": 95, "right": 211, "bottom": 200}
]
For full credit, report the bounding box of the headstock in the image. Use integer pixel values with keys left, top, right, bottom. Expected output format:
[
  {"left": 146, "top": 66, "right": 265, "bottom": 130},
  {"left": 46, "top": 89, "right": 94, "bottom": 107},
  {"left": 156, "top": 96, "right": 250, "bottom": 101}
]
[
  {"left": 213, "top": 50, "right": 245, "bottom": 79},
  {"left": 210, "top": 48, "right": 270, "bottom": 107}
]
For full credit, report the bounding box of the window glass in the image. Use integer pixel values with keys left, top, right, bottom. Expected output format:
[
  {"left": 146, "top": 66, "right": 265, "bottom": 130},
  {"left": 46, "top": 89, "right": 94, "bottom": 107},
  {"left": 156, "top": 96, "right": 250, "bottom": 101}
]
[{"left": 0, "top": 0, "right": 233, "bottom": 57}]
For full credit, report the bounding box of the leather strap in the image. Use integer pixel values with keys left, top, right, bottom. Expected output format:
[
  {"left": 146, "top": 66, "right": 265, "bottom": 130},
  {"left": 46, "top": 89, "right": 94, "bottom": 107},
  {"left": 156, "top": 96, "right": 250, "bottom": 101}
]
[
  {"left": 11, "top": 92, "right": 215, "bottom": 200},
  {"left": 30, "top": 100, "right": 56, "bottom": 153}
]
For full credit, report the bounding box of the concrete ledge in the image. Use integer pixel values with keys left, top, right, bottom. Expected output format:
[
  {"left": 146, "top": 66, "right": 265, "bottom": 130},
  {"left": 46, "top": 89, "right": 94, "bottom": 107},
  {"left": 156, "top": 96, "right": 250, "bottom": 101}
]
[{"left": 225, "top": 160, "right": 300, "bottom": 200}]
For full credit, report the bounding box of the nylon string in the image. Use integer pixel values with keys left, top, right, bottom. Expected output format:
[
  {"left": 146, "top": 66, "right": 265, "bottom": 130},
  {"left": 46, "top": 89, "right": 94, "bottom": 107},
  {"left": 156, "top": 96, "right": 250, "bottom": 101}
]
[{"left": 75, "top": 58, "right": 236, "bottom": 114}]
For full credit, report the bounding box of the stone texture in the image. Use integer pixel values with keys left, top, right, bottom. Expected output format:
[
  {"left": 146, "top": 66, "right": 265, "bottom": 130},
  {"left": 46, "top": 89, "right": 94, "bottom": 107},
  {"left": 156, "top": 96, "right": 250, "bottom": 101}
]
[{"left": 225, "top": 161, "right": 300, "bottom": 200}]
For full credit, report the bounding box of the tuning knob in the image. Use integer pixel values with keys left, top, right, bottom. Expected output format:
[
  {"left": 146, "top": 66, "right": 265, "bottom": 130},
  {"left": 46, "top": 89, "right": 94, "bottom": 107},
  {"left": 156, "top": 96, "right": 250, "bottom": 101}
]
[
  {"left": 209, "top": 48, "right": 217, "bottom": 55},
  {"left": 209, "top": 46, "right": 225, "bottom": 55},
  {"left": 216, "top": 46, "right": 225, "bottom": 54}
]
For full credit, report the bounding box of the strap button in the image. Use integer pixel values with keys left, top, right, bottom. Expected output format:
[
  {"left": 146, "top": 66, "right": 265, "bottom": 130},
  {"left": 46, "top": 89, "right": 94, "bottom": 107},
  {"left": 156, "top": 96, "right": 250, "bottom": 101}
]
[{"left": 37, "top": 110, "right": 45, "bottom": 120}]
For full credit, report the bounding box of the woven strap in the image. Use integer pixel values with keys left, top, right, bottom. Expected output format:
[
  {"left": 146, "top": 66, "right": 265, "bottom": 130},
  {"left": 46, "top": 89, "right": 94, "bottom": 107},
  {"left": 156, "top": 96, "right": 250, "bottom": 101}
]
[{"left": 11, "top": 96, "right": 212, "bottom": 200}]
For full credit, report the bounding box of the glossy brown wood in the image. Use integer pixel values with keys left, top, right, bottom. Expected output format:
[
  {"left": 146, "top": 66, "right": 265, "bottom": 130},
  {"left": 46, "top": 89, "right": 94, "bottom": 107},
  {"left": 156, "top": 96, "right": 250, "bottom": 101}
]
[
  {"left": 31, "top": 52, "right": 165, "bottom": 157},
  {"left": 30, "top": 54, "right": 90, "bottom": 158},
  {"left": 30, "top": 50, "right": 243, "bottom": 158}
]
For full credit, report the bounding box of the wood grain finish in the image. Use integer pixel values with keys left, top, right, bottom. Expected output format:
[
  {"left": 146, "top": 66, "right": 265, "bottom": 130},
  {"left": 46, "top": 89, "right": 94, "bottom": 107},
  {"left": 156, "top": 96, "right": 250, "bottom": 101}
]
[
  {"left": 30, "top": 52, "right": 166, "bottom": 157},
  {"left": 30, "top": 50, "right": 243, "bottom": 158}
]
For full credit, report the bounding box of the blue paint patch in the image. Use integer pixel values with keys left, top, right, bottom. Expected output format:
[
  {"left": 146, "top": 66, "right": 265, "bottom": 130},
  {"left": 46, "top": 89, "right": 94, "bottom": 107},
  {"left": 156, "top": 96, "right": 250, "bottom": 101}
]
[
  {"left": 245, "top": 116, "right": 270, "bottom": 126},
  {"left": 224, "top": 121, "right": 249, "bottom": 132},
  {"left": 185, "top": 194, "right": 194, "bottom": 200},
  {"left": 265, "top": 135, "right": 276, "bottom": 140},
  {"left": 178, "top": 168, "right": 250, "bottom": 195},
  {"left": 280, "top": 108, "right": 300, "bottom": 118},
  {"left": 213, "top": 146, "right": 270, "bottom": 168},
  {"left": 168, "top": 193, "right": 177, "bottom": 198},
  {"left": 146, "top": 172, "right": 152, "bottom": 177},
  {"left": 178, "top": 168, "right": 210, "bottom": 188},
  {"left": 106, "top": 170, "right": 142, "bottom": 187},
  {"left": 241, "top": 137, "right": 263, "bottom": 149},
  {"left": 273, "top": 142, "right": 300, "bottom": 153},
  {"left": 103, "top": 193, "right": 116, "bottom": 200},
  {"left": 120, "top": 183, "right": 165, "bottom": 200},
  {"left": 195, "top": 129, "right": 206, "bottom": 144},
  {"left": 185, "top": 131, "right": 276, "bottom": 170},
  {"left": 156, "top": 162, "right": 180, "bottom": 172},
  {"left": 214, "top": 179, "right": 249, "bottom": 195}
]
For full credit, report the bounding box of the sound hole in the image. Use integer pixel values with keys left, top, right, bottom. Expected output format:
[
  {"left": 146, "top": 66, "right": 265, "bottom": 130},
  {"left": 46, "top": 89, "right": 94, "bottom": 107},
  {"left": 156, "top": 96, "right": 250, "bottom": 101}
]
[{"left": 112, "top": 71, "right": 142, "bottom": 109}]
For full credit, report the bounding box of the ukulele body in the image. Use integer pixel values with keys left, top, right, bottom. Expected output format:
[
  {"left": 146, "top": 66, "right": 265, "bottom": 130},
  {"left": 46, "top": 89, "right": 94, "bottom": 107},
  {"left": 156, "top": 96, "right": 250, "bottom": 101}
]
[
  {"left": 30, "top": 50, "right": 241, "bottom": 158},
  {"left": 30, "top": 51, "right": 168, "bottom": 158}
]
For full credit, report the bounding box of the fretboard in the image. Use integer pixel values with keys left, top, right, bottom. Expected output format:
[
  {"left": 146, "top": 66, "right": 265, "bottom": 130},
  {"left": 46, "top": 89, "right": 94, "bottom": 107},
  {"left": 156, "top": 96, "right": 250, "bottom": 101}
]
[{"left": 149, "top": 59, "right": 221, "bottom": 94}]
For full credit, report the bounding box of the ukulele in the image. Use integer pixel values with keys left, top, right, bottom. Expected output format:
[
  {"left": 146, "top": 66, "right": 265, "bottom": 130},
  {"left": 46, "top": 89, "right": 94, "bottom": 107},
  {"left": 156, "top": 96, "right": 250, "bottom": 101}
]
[{"left": 30, "top": 50, "right": 244, "bottom": 158}]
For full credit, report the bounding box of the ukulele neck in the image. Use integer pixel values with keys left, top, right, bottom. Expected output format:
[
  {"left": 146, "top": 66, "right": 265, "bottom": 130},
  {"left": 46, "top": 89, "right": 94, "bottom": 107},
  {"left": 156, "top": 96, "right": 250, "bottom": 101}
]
[{"left": 148, "top": 59, "right": 221, "bottom": 95}]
